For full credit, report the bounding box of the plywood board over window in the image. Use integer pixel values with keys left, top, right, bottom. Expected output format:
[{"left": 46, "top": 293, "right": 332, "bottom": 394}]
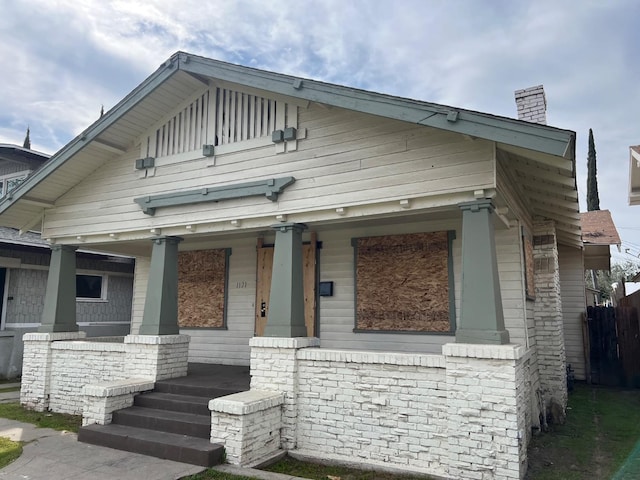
[
  {"left": 178, "top": 249, "right": 230, "bottom": 328},
  {"left": 353, "top": 231, "right": 455, "bottom": 333}
]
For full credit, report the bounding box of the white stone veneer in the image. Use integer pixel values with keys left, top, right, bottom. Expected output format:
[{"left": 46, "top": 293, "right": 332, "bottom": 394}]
[
  {"left": 249, "top": 338, "right": 530, "bottom": 480},
  {"left": 20, "top": 333, "right": 190, "bottom": 415},
  {"left": 209, "top": 390, "right": 284, "bottom": 466}
]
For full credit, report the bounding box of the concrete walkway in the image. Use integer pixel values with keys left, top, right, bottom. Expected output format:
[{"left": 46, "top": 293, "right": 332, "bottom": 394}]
[
  {"left": 0, "top": 417, "right": 306, "bottom": 480},
  {"left": 0, "top": 418, "right": 205, "bottom": 480}
]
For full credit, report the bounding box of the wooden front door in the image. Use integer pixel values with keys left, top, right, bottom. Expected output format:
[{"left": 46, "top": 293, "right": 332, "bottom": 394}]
[{"left": 255, "top": 234, "right": 317, "bottom": 336}]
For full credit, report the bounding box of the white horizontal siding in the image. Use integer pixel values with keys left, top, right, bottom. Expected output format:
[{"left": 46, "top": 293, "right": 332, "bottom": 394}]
[
  {"left": 184, "top": 237, "right": 256, "bottom": 366},
  {"left": 44, "top": 104, "right": 494, "bottom": 238},
  {"left": 130, "top": 256, "right": 150, "bottom": 334},
  {"left": 495, "top": 226, "right": 527, "bottom": 345},
  {"left": 317, "top": 220, "right": 459, "bottom": 354},
  {"left": 558, "top": 244, "right": 586, "bottom": 380}
]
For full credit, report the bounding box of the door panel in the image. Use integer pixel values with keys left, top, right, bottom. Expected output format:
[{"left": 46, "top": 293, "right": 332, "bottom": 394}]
[{"left": 255, "top": 235, "right": 317, "bottom": 336}]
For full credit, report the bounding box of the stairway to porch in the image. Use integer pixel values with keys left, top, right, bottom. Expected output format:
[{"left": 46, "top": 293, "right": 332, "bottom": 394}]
[{"left": 78, "top": 363, "right": 251, "bottom": 467}]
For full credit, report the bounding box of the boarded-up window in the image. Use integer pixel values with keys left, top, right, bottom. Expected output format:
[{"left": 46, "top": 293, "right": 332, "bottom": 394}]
[
  {"left": 178, "top": 249, "right": 229, "bottom": 328},
  {"left": 353, "top": 231, "right": 454, "bottom": 333},
  {"left": 522, "top": 228, "right": 535, "bottom": 299}
]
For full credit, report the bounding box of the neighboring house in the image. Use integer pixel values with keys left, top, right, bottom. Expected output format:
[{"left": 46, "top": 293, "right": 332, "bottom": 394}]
[
  {"left": 0, "top": 145, "right": 134, "bottom": 379},
  {"left": 562, "top": 210, "right": 621, "bottom": 377},
  {"left": 0, "top": 53, "right": 585, "bottom": 479},
  {"left": 580, "top": 209, "right": 621, "bottom": 308},
  {"left": 629, "top": 145, "right": 640, "bottom": 206}
]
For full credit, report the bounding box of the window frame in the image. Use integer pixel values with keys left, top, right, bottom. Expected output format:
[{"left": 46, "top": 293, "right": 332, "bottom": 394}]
[
  {"left": 0, "top": 170, "right": 30, "bottom": 198},
  {"left": 76, "top": 273, "right": 108, "bottom": 302}
]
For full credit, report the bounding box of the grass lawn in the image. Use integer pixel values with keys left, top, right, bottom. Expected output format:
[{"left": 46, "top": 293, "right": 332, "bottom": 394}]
[
  {"left": 0, "top": 437, "right": 22, "bottom": 469},
  {"left": 526, "top": 383, "right": 640, "bottom": 479},
  {"left": 0, "top": 386, "right": 20, "bottom": 394},
  {"left": 0, "top": 402, "right": 82, "bottom": 433},
  {"left": 182, "top": 471, "right": 262, "bottom": 480},
  {"left": 265, "top": 456, "right": 432, "bottom": 479}
]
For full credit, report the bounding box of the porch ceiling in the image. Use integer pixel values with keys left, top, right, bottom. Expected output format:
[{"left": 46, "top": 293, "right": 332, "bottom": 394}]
[{"left": 0, "top": 69, "right": 205, "bottom": 230}]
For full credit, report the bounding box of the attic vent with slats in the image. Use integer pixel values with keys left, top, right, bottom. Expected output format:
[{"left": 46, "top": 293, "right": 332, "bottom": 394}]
[{"left": 147, "top": 87, "right": 278, "bottom": 160}]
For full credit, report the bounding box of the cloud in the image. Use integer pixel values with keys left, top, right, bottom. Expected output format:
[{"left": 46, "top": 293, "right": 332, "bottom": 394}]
[{"left": 1, "top": 0, "right": 639, "bottom": 258}]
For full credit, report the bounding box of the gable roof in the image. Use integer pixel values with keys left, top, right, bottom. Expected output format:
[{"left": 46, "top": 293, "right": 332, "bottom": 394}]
[
  {"left": 0, "top": 144, "right": 49, "bottom": 170},
  {"left": 0, "top": 51, "right": 577, "bottom": 240}
]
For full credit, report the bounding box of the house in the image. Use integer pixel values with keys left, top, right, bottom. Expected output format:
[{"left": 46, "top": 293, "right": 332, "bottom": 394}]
[
  {"left": 0, "top": 53, "right": 583, "bottom": 479},
  {"left": 581, "top": 209, "right": 621, "bottom": 309},
  {"left": 629, "top": 145, "right": 640, "bottom": 206},
  {"left": 0, "top": 144, "right": 135, "bottom": 379}
]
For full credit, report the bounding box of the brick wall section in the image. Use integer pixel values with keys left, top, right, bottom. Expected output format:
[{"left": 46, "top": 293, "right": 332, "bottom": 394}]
[
  {"left": 20, "top": 333, "right": 190, "bottom": 415},
  {"left": 444, "top": 344, "right": 529, "bottom": 480},
  {"left": 533, "top": 221, "right": 568, "bottom": 412},
  {"left": 20, "top": 332, "right": 86, "bottom": 411},
  {"left": 249, "top": 337, "right": 319, "bottom": 449},
  {"left": 249, "top": 340, "right": 530, "bottom": 480},
  {"left": 49, "top": 341, "right": 127, "bottom": 414},
  {"left": 295, "top": 349, "right": 448, "bottom": 478},
  {"left": 514, "top": 85, "right": 547, "bottom": 125},
  {"left": 209, "top": 390, "right": 284, "bottom": 466},
  {"left": 83, "top": 379, "right": 155, "bottom": 426},
  {"left": 124, "top": 334, "right": 190, "bottom": 380}
]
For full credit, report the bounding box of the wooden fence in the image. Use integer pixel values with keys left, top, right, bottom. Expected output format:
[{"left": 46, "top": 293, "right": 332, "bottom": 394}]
[{"left": 587, "top": 305, "right": 640, "bottom": 387}]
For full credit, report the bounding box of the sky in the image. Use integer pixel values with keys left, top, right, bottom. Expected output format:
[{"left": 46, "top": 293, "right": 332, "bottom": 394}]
[{"left": 0, "top": 0, "right": 638, "bottom": 265}]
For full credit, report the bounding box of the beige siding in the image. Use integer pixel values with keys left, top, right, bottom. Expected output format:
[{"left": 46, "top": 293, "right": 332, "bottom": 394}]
[
  {"left": 130, "top": 256, "right": 150, "bottom": 334},
  {"left": 558, "top": 244, "right": 587, "bottom": 380},
  {"left": 317, "top": 220, "right": 459, "bottom": 353},
  {"left": 495, "top": 226, "right": 527, "bottom": 345},
  {"left": 185, "top": 238, "right": 256, "bottom": 366},
  {"left": 44, "top": 104, "right": 494, "bottom": 239},
  {"left": 315, "top": 220, "right": 527, "bottom": 353}
]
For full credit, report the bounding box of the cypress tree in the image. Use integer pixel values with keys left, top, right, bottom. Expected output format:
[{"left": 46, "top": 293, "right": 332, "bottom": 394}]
[
  {"left": 587, "top": 128, "right": 600, "bottom": 211},
  {"left": 22, "top": 127, "right": 31, "bottom": 150}
]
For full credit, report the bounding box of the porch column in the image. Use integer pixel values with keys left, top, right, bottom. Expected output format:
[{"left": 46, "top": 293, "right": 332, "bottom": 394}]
[
  {"left": 264, "top": 223, "right": 307, "bottom": 337},
  {"left": 39, "top": 244, "right": 78, "bottom": 333},
  {"left": 139, "top": 236, "right": 182, "bottom": 335},
  {"left": 456, "top": 199, "right": 509, "bottom": 344}
]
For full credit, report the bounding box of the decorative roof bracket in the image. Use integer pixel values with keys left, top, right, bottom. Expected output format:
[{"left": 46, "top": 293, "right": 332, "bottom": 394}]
[{"left": 134, "top": 176, "right": 295, "bottom": 216}]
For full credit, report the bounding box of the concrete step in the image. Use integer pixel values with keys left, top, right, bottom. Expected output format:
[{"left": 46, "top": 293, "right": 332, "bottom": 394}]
[
  {"left": 134, "top": 391, "right": 211, "bottom": 416},
  {"left": 78, "top": 423, "right": 224, "bottom": 467},
  {"left": 154, "top": 378, "right": 244, "bottom": 398},
  {"left": 112, "top": 406, "right": 211, "bottom": 439}
]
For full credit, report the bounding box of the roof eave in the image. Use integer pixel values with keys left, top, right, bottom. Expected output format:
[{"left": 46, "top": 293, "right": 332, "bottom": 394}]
[
  {"left": 178, "top": 52, "right": 575, "bottom": 160},
  {"left": 0, "top": 58, "right": 181, "bottom": 217}
]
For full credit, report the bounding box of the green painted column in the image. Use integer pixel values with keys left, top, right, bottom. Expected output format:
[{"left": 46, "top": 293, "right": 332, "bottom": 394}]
[
  {"left": 39, "top": 245, "right": 78, "bottom": 333},
  {"left": 264, "top": 223, "right": 308, "bottom": 337},
  {"left": 456, "top": 200, "right": 510, "bottom": 344},
  {"left": 139, "top": 236, "right": 183, "bottom": 335}
]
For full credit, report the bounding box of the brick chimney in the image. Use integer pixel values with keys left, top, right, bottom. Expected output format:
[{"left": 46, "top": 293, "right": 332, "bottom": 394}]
[{"left": 514, "top": 85, "right": 547, "bottom": 125}]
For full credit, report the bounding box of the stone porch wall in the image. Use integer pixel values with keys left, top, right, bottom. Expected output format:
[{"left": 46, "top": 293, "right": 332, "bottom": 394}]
[
  {"left": 21, "top": 333, "right": 190, "bottom": 415},
  {"left": 50, "top": 341, "right": 127, "bottom": 414},
  {"left": 247, "top": 338, "right": 531, "bottom": 480}
]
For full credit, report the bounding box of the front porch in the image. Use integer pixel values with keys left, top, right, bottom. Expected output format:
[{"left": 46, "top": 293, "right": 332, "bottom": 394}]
[
  {"left": 17, "top": 201, "right": 565, "bottom": 479},
  {"left": 78, "top": 362, "right": 250, "bottom": 467}
]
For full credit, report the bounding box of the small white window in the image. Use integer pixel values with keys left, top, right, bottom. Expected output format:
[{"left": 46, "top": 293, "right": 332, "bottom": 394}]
[{"left": 76, "top": 274, "right": 108, "bottom": 301}]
